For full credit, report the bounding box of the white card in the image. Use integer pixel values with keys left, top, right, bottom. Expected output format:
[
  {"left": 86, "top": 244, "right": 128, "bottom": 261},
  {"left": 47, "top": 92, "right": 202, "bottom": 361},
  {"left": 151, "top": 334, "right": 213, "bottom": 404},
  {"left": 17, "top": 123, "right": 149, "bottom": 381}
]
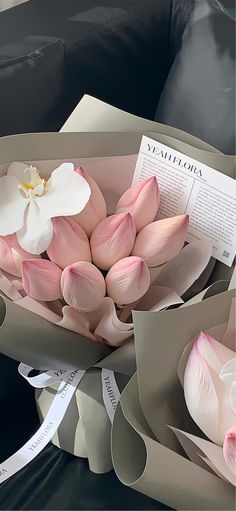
[{"left": 133, "top": 136, "right": 236, "bottom": 267}]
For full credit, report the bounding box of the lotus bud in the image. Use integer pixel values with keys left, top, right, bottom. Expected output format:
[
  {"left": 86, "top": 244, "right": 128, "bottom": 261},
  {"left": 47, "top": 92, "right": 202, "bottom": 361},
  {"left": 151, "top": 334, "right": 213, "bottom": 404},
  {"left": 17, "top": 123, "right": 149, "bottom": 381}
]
[
  {"left": 61, "top": 261, "right": 106, "bottom": 312},
  {"left": 47, "top": 217, "right": 91, "bottom": 269},
  {"left": 90, "top": 212, "right": 136, "bottom": 270},
  {"left": 132, "top": 214, "right": 189, "bottom": 267},
  {"left": 0, "top": 234, "right": 39, "bottom": 277},
  {"left": 184, "top": 332, "right": 236, "bottom": 446},
  {"left": 223, "top": 426, "right": 236, "bottom": 477},
  {"left": 71, "top": 167, "right": 107, "bottom": 236},
  {"left": 116, "top": 177, "right": 160, "bottom": 232},
  {"left": 106, "top": 256, "right": 150, "bottom": 305},
  {"left": 22, "top": 259, "right": 62, "bottom": 301}
]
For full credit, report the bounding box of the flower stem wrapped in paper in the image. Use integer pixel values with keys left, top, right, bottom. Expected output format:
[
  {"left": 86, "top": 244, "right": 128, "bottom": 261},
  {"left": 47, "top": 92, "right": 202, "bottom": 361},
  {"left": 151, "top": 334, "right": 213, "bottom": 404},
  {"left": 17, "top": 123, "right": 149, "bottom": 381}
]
[{"left": 0, "top": 126, "right": 235, "bottom": 477}]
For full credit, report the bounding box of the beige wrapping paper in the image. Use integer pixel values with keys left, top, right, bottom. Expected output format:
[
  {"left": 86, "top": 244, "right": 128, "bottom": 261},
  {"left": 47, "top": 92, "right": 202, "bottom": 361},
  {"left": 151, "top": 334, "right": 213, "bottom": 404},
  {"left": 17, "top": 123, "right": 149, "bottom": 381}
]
[
  {"left": 111, "top": 287, "right": 236, "bottom": 510},
  {"left": 0, "top": 127, "right": 235, "bottom": 479}
]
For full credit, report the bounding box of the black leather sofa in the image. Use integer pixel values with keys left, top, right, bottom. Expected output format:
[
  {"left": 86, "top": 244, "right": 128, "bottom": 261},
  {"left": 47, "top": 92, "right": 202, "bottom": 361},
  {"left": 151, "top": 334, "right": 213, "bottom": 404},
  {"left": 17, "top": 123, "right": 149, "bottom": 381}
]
[
  {"left": 0, "top": 0, "right": 193, "bottom": 136},
  {"left": 0, "top": 1, "right": 234, "bottom": 509}
]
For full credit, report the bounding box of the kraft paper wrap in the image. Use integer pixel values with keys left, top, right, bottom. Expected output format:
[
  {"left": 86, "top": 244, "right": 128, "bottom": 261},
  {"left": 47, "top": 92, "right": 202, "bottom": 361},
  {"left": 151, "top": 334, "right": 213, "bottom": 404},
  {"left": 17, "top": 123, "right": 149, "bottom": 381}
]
[{"left": 0, "top": 124, "right": 235, "bottom": 484}]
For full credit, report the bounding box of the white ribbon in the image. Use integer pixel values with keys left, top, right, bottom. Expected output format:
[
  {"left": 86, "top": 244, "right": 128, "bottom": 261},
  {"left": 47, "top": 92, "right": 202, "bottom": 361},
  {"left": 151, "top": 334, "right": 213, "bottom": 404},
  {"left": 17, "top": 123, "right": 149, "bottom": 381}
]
[
  {"left": 18, "top": 362, "right": 73, "bottom": 388},
  {"left": 0, "top": 365, "right": 120, "bottom": 483},
  {"left": 0, "top": 368, "right": 85, "bottom": 484},
  {"left": 101, "top": 368, "right": 121, "bottom": 423}
]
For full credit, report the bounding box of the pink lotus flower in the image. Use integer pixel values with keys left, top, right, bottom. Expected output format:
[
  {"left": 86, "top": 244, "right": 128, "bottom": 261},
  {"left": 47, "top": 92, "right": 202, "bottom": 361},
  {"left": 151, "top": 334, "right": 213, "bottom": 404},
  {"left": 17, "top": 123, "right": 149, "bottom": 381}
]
[
  {"left": 22, "top": 259, "right": 62, "bottom": 301},
  {"left": 71, "top": 167, "right": 107, "bottom": 236},
  {"left": 0, "top": 234, "right": 39, "bottom": 277},
  {"left": 47, "top": 217, "right": 91, "bottom": 269},
  {"left": 61, "top": 261, "right": 106, "bottom": 312},
  {"left": 90, "top": 212, "right": 136, "bottom": 270},
  {"left": 116, "top": 177, "right": 160, "bottom": 232},
  {"left": 106, "top": 256, "right": 150, "bottom": 305},
  {"left": 132, "top": 215, "right": 189, "bottom": 267},
  {"left": 184, "top": 332, "right": 236, "bottom": 445},
  {"left": 223, "top": 426, "right": 236, "bottom": 479}
]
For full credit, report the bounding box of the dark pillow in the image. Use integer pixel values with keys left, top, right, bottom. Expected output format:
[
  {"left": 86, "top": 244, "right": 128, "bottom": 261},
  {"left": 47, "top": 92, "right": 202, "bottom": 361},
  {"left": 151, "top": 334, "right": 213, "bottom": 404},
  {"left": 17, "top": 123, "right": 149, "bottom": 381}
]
[{"left": 155, "top": 0, "right": 235, "bottom": 154}]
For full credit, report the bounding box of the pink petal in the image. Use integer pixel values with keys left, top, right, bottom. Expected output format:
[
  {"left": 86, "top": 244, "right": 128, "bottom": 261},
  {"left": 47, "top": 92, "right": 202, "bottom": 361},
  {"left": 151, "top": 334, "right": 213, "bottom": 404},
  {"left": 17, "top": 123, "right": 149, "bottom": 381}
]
[
  {"left": 47, "top": 217, "right": 91, "bottom": 269},
  {"left": 184, "top": 333, "right": 236, "bottom": 445},
  {"left": 90, "top": 212, "right": 136, "bottom": 270},
  {"left": 132, "top": 215, "right": 189, "bottom": 267},
  {"left": 0, "top": 234, "right": 39, "bottom": 277},
  {"left": 197, "top": 332, "right": 235, "bottom": 370},
  {"left": 106, "top": 256, "right": 150, "bottom": 305},
  {"left": 22, "top": 259, "right": 62, "bottom": 301},
  {"left": 116, "top": 177, "right": 160, "bottom": 232},
  {"left": 61, "top": 261, "right": 106, "bottom": 312},
  {"left": 223, "top": 427, "right": 236, "bottom": 481},
  {"left": 71, "top": 167, "right": 107, "bottom": 236}
]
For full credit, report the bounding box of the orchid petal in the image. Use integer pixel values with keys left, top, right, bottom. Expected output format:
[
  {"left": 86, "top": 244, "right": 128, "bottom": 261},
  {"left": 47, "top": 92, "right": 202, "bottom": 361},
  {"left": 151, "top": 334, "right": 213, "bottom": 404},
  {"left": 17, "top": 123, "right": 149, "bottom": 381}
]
[
  {"left": 116, "top": 176, "right": 160, "bottom": 232},
  {"left": 22, "top": 259, "right": 62, "bottom": 301},
  {"left": 37, "top": 163, "right": 91, "bottom": 221},
  {"left": 91, "top": 212, "right": 136, "bottom": 270},
  {"left": 61, "top": 261, "right": 106, "bottom": 312},
  {"left": 132, "top": 215, "right": 189, "bottom": 267},
  {"left": 71, "top": 167, "right": 107, "bottom": 236},
  {"left": 184, "top": 333, "right": 236, "bottom": 445},
  {"left": 17, "top": 200, "right": 53, "bottom": 254},
  {"left": 106, "top": 256, "right": 150, "bottom": 305},
  {"left": 154, "top": 239, "right": 212, "bottom": 296},
  {"left": 223, "top": 427, "right": 236, "bottom": 481},
  {"left": 47, "top": 217, "right": 91, "bottom": 269},
  {"left": 7, "top": 161, "right": 29, "bottom": 181},
  {"left": 0, "top": 175, "right": 28, "bottom": 236}
]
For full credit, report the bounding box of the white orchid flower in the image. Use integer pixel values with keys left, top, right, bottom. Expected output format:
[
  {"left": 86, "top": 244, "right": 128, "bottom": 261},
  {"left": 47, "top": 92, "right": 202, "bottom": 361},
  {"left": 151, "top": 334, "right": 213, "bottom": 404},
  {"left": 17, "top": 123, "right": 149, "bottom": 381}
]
[{"left": 0, "top": 162, "right": 91, "bottom": 254}]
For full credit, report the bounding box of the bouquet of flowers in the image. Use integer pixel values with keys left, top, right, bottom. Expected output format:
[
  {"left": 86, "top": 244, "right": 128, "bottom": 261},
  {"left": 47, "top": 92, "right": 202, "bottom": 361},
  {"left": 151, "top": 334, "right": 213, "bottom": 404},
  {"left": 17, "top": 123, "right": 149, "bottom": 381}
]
[
  {"left": 0, "top": 126, "right": 234, "bottom": 482},
  {"left": 0, "top": 161, "right": 212, "bottom": 348},
  {"left": 0, "top": 154, "right": 215, "bottom": 474}
]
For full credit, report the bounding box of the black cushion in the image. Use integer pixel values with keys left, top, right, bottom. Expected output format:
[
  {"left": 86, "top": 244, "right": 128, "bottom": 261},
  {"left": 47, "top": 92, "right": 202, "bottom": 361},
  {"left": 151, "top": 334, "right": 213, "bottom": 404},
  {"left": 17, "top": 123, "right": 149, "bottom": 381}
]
[{"left": 155, "top": 0, "right": 235, "bottom": 154}]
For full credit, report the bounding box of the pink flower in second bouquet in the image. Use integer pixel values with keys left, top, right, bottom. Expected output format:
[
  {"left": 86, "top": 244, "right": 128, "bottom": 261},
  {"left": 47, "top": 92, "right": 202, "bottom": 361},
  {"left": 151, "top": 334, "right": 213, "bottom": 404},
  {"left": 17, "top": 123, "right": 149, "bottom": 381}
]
[
  {"left": 22, "top": 259, "right": 62, "bottom": 301},
  {"left": 61, "top": 261, "right": 106, "bottom": 312},
  {"left": 184, "top": 332, "right": 236, "bottom": 446},
  {"left": 0, "top": 234, "right": 39, "bottom": 277},
  {"left": 90, "top": 212, "right": 136, "bottom": 270},
  {"left": 71, "top": 167, "right": 107, "bottom": 236},
  {"left": 106, "top": 256, "right": 150, "bottom": 304},
  {"left": 223, "top": 426, "right": 236, "bottom": 479},
  {"left": 132, "top": 215, "right": 189, "bottom": 267},
  {"left": 116, "top": 177, "right": 160, "bottom": 232},
  {"left": 47, "top": 217, "right": 91, "bottom": 269}
]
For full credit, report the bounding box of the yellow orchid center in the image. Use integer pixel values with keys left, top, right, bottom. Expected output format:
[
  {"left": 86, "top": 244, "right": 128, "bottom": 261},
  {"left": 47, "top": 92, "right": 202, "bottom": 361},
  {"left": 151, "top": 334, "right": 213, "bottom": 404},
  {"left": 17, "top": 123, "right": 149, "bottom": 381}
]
[{"left": 18, "top": 166, "right": 47, "bottom": 197}]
